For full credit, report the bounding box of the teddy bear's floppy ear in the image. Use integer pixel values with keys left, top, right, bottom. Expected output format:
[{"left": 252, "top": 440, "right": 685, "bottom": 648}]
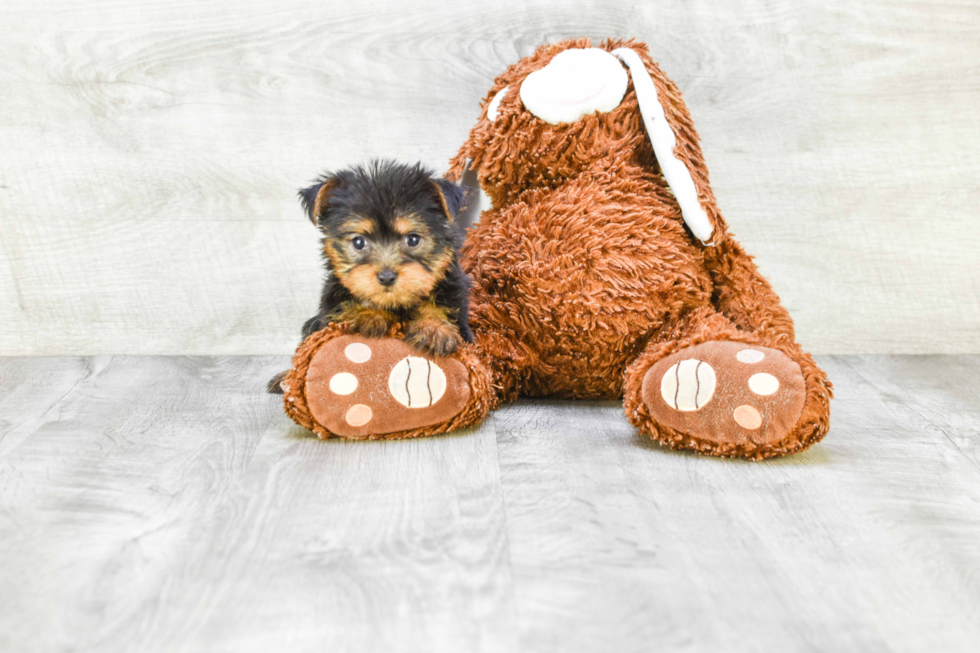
[
  {"left": 611, "top": 46, "right": 723, "bottom": 245},
  {"left": 445, "top": 151, "right": 467, "bottom": 184},
  {"left": 298, "top": 176, "right": 339, "bottom": 226}
]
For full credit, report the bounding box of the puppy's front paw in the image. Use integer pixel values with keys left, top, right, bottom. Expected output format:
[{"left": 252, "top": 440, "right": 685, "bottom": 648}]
[
  {"left": 345, "top": 308, "right": 395, "bottom": 339},
  {"left": 405, "top": 319, "right": 463, "bottom": 357}
]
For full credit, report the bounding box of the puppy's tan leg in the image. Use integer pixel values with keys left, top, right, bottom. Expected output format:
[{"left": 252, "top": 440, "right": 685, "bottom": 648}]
[
  {"left": 337, "top": 303, "right": 398, "bottom": 339},
  {"left": 405, "top": 301, "right": 463, "bottom": 357}
]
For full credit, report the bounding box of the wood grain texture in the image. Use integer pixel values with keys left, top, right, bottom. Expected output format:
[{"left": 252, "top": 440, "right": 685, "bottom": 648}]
[
  {"left": 494, "top": 357, "right": 980, "bottom": 652},
  {"left": 0, "top": 0, "right": 978, "bottom": 356},
  {"left": 1, "top": 355, "right": 979, "bottom": 652},
  {"left": 0, "top": 355, "right": 516, "bottom": 653}
]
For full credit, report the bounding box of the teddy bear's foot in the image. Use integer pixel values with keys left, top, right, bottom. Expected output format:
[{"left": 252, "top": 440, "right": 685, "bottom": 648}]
[
  {"left": 639, "top": 341, "right": 814, "bottom": 459},
  {"left": 303, "top": 335, "right": 472, "bottom": 438},
  {"left": 282, "top": 326, "right": 493, "bottom": 440}
]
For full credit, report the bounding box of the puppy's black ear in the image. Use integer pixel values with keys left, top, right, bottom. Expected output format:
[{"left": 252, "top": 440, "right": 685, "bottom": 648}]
[
  {"left": 298, "top": 176, "right": 339, "bottom": 226},
  {"left": 431, "top": 178, "right": 469, "bottom": 224}
]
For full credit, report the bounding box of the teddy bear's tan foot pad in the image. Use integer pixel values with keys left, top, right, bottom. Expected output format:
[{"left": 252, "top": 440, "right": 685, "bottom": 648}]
[
  {"left": 641, "top": 341, "right": 806, "bottom": 446},
  {"left": 305, "top": 335, "right": 471, "bottom": 438}
]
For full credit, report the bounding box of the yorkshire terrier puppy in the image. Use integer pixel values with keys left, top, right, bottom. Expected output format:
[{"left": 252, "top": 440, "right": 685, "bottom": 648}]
[{"left": 268, "top": 160, "right": 472, "bottom": 394}]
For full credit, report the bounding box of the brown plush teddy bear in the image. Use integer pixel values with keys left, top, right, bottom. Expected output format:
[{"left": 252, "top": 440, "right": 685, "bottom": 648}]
[{"left": 281, "top": 37, "right": 832, "bottom": 460}]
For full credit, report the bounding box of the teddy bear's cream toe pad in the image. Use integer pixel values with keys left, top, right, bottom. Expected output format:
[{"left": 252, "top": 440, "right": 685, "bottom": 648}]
[
  {"left": 305, "top": 335, "right": 471, "bottom": 438},
  {"left": 642, "top": 341, "right": 806, "bottom": 446}
]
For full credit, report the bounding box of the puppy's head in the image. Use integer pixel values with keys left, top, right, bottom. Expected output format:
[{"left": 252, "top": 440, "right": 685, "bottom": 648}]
[{"left": 300, "top": 160, "right": 467, "bottom": 310}]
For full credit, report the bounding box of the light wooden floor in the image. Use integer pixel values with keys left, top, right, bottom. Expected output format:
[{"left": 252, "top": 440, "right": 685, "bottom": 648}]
[{"left": 1, "top": 356, "right": 978, "bottom": 652}]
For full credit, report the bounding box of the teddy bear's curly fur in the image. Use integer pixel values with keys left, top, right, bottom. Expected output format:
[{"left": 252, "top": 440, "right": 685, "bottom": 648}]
[{"left": 282, "top": 37, "right": 832, "bottom": 460}]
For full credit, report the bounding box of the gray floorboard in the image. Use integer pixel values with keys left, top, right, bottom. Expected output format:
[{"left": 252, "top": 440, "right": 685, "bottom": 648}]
[{"left": 1, "top": 355, "right": 978, "bottom": 653}]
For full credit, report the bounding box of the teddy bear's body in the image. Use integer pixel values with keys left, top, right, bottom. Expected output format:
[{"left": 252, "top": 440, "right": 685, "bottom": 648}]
[
  {"left": 463, "top": 157, "right": 712, "bottom": 399},
  {"left": 282, "top": 38, "right": 832, "bottom": 460}
]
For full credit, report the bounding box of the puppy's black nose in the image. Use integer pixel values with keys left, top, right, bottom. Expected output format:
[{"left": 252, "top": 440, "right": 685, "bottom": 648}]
[{"left": 377, "top": 269, "right": 397, "bottom": 287}]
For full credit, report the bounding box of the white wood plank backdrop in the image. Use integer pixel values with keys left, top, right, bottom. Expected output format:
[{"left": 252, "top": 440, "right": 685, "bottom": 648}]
[{"left": 1, "top": 0, "right": 978, "bottom": 355}]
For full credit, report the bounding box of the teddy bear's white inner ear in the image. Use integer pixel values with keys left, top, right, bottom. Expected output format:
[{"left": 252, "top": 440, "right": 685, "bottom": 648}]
[
  {"left": 519, "top": 48, "right": 628, "bottom": 125},
  {"left": 487, "top": 86, "right": 508, "bottom": 122}
]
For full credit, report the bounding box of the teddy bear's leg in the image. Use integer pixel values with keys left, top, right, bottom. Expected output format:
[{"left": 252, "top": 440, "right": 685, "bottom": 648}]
[
  {"left": 281, "top": 324, "right": 497, "bottom": 440},
  {"left": 623, "top": 307, "right": 831, "bottom": 460}
]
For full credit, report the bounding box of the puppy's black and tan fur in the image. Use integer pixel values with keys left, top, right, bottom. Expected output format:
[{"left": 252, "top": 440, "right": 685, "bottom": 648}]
[{"left": 268, "top": 160, "right": 472, "bottom": 393}]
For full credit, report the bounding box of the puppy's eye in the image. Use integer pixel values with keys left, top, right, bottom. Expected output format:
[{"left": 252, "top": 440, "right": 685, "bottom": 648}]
[
  {"left": 405, "top": 233, "right": 421, "bottom": 248},
  {"left": 351, "top": 236, "right": 366, "bottom": 250}
]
